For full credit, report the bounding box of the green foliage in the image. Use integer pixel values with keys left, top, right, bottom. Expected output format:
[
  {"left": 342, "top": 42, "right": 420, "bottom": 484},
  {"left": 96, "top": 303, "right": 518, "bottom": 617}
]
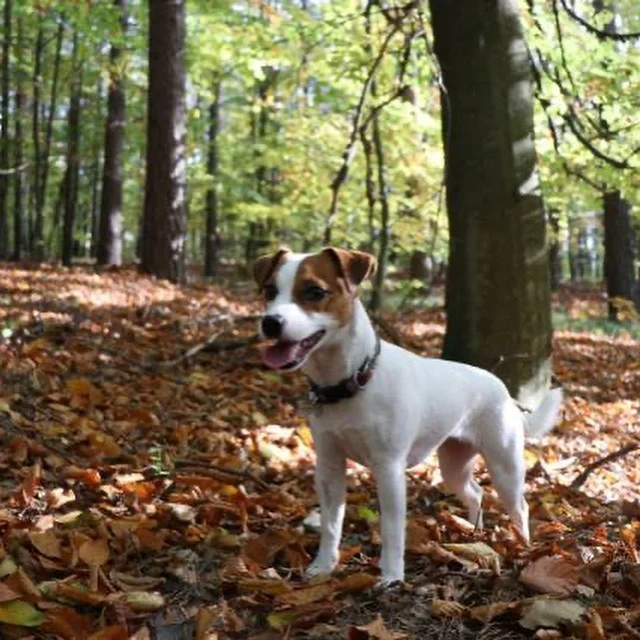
[{"left": 2, "top": 0, "right": 639, "bottom": 280}]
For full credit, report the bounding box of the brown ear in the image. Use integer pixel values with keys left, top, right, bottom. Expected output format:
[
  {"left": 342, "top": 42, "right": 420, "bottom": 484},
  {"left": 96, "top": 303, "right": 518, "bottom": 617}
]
[
  {"left": 322, "top": 247, "right": 377, "bottom": 289},
  {"left": 252, "top": 248, "right": 290, "bottom": 289}
]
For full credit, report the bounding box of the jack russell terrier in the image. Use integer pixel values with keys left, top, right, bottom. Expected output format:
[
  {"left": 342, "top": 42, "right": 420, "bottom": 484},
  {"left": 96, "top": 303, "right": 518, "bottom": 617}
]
[{"left": 253, "top": 247, "right": 563, "bottom": 586}]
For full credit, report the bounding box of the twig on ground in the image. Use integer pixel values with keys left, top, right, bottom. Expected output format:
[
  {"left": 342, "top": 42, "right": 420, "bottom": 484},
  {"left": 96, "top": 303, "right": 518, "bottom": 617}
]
[
  {"left": 570, "top": 442, "right": 640, "bottom": 490},
  {"left": 172, "top": 458, "right": 270, "bottom": 491}
]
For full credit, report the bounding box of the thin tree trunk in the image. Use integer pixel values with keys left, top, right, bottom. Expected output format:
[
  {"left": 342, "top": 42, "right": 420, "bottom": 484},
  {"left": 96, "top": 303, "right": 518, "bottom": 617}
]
[
  {"left": 12, "top": 13, "right": 24, "bottom": 261},
  {"left": 204, "top": 78, "right": 221, "bottom": 278},
  {"left": 430, "top": 0, "right": 553, "bottom": 407},
  {"left": 603, "top": 191, "right": 635, "bottom": 321},
  {"left": 31, "top": 24, "right": 43, "bottom": 256},
  {"left": 39, "top": 19, "right": 64, "bottom": 236},
  {"left": 140, "top": 0, "right": 187, "bottom": 283},
  {"left": 97, "top": 0, "right": 127, "bottom": 266},
  {"left": 90, "top": 77, "right": 103, "bottom": 259},
  {"left": 369, "top": 110, "right": 390, "bottom": 313},
  {"left": 0, "top": 0, "right": 12, "bottom": 259},
  {"left": 61, "top": 32, "right": 82, "bottom": 267}
]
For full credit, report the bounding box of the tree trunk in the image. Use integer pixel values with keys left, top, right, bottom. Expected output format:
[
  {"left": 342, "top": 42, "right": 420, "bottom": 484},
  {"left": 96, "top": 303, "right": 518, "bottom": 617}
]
[
  {"left": 97, "top": 0, "right": 127, "bottom": 266},
  {"left": 430, "top": 0, "right": 553, "bottom": 408},
  {"left": 90, "top": 78, "right": 103, "bottom": 259},
  {"left": 140, "top": 0, "right": 187, "bottom": 283},
  {"left": 12, "top": 13, "right": 25, "bottom": 261},
  {"left": 204, "top": 78, "right": 221, "bottom": 278},
  {"left": 369, "top": 112, "right": 390, "bottom": 313},
  {"left": 548, "top": 209, "right": 562, "bottom": 290},
  {"left": 61, "top": 32, "right": 82, "bottom": 267},
  {"left": 603, "top": 191, "right": 635, "bottom": 321},
  {"left": 0, "top": 0, "right": 12, "bottom": 259},
  {"left": 40, "top": 20, "right": 64, "bottom": 228},
  {"left": 30, "top": 24, "right": 44, "bottom": 256}
]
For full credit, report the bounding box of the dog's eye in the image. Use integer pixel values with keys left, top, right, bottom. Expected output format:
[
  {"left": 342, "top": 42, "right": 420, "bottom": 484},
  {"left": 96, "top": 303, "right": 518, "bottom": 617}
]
[
  {"left": 263, "top": 284, "right": 278, "bottom": 301},
  {"left": 304, "top": 285, "right": 328, "bottom": 302}
]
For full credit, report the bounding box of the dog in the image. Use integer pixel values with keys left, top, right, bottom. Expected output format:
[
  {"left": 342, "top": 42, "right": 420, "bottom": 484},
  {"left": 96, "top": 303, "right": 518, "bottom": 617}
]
[{"left": 253, "top": 247, "right": 563, "bottom": 586}]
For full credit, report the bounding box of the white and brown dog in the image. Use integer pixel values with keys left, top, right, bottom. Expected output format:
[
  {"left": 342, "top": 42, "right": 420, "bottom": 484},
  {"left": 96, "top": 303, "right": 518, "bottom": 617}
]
[{"left": 253, "top": 247, "right": 562, "bottom": 586}]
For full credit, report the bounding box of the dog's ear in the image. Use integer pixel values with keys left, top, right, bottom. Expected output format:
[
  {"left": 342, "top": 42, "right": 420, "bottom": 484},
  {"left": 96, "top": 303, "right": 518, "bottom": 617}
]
[
  {"left": 252, "top": 248, "right": 290, "bottom": 290},
  {"left": 322, "top": 247, "right": 377, "bottom": 289}
]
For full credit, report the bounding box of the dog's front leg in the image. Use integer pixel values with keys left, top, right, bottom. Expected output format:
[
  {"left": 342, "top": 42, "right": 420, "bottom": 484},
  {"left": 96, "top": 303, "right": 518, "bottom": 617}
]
[
  {"left": 373, "top": 461, "right": 406, "bottom": 585},
  {"left": 306, "top": 435, "right": 346, "bottom": 578}
]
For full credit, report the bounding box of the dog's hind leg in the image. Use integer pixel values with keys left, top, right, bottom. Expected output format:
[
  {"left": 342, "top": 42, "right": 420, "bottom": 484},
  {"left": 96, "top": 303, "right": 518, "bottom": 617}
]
[
  {"left": 437, "top": 438, "right": 484, "bottom": 529},
  {"left": 483, "top": 405, "right": 530, "bottom": 542}
]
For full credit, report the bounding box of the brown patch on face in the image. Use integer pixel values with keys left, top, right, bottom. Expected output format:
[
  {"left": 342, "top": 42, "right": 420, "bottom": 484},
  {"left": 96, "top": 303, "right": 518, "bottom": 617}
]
[
  {"left": 252, "top": 248, "right": 290, "bottom": 291},
  {"left": 293, "top": 248, "right": 376, "bottom": 325}
]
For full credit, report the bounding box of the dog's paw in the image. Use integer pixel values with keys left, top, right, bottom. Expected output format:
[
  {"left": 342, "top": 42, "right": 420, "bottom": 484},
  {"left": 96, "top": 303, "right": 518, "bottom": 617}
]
[
  {"left": 305, "top": 556, "right": 337, "bottom": 580},
  {"left": 374, "top": 575, "right": 404, "bottom": 591}
]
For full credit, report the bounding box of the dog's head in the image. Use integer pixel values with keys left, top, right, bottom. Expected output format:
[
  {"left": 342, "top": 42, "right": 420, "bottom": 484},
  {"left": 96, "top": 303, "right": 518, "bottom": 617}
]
[{"left": 253, "top": 247, "right": 376, "bottom": 371}]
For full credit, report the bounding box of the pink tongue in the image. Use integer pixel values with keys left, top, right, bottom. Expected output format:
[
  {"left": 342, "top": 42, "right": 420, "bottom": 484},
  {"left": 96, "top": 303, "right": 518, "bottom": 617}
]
[{"left": 262, "top": 342, "right": 302, "bottom": 369}]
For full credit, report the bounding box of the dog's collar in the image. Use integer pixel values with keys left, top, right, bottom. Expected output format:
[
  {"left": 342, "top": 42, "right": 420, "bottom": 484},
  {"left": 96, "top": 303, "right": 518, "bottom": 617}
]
[{"left": 307, "top": 335, "right": 381, "bottom": 405}]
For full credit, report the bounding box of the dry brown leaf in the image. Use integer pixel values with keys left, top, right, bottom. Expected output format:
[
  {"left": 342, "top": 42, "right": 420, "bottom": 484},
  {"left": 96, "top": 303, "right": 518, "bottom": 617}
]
[
  {"left": 520, "top": 555, "right": 580, "bottom": 595},
  {"left": 430, "top": 599, "right": 467, "bottom": 619},
  {"left": 468, "top": 600, "right": 522, "bottom": 622},
  {"left": 78, "top": 538, "right": 110, "bottom": 567},
  {"left": 0, "top": 581, "right": 20, "bottom": 603},
  {"left": 86, "top": 626, "right": 129, "bottom": 640},
  {"left": 346, "top": 614, "right": 411, "bottom": 639},
  {"left": 29, "top": 530, "right": 63, "bottom": 559},
  {"left": 278, "top": 581, "right": 336, "bottom": 606}
]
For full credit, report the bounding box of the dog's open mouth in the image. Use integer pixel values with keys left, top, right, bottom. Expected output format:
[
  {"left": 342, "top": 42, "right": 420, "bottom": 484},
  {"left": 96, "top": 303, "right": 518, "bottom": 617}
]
[{"left": 262, "top": 330, "right": 326, "bottom": 370}]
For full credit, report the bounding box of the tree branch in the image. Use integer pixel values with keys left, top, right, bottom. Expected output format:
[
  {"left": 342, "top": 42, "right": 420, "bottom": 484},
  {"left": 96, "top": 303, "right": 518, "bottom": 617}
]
[
  {"left": 559, "top": 0, "right": 640, "bottom": 42},
  {"left": 570, "top": 443, "right": 640, "bottom": 490},
  {"left": 323, "top": 22, "right": 400, "bottom": 243}
]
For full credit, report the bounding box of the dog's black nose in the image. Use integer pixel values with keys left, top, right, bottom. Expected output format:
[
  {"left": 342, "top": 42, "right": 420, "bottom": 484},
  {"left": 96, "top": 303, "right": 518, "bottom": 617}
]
[{"left": 261, "top": 314, "right": 285, "bottom": 339}]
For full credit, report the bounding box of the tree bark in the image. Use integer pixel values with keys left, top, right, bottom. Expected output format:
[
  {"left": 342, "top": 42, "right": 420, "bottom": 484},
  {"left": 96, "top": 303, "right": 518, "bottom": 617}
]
[
  {"left": 30, "top": 24, "right": 44, "bottom": 256},
  {"left": 548, "top": 209, "right": 562, "bottom": 290},
  {"left": 61, "top": 32, "right": 82, "bottom": 267},
  {"left": 90, "top": 77, "right": 103, "bottom": 259},
  {"left": 603, "top": 191, "right": 635, "bottom": 321},
  {"left": 204, "top": 79, "right": 221, "bottom": 278},
  {"left": 0, "top": 0, "right": 12, "bottom": 259},
  {"left": 12, "top": 13, "right": 24, "bottom": 261},
  {"left": 97, "top": 0, "right": 127, "bottom": 266},
  {"left": 430, "top": 0, "right": 553, "bottom": 407},
  {"left": 140, "top": 0, "right": 187, "bottom": 283}
]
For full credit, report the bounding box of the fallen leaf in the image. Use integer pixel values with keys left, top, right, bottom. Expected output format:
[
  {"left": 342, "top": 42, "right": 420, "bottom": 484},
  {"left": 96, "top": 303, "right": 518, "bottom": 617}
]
[
  {"left": 441, "top": 542, "right": 502, "bottom": 573},
  {"left": 519, "top": 598, "right": 586, "bottom": 630},
  {"left": 267, "top": 602, "right": 335, "bottom": 631},
  {"left": 78, "top": 538, "right": 110, "bottom": 567},
  {"left": 0, "top": 599, "right": 45, "bottom": 627},
  {"left": 0, "top": 581, "right": 20, "bottom": 603},
  {"left": 430, "top": 599, "right": 467, "bottom": 619},
  {"left": 124, "top": 591, "right": 166, "bottom": 612},
  {"left": 29, "top": 530, "right": 63, "bottom": 559},
  {"left": 346, "top": 614, "right": 410, "bottom": 639},
  {"left": 87, "top": 625, "right": 129, "bottom": 640},
  {"left": 520, "top": 555, "right": 580, "bottom": 595}
]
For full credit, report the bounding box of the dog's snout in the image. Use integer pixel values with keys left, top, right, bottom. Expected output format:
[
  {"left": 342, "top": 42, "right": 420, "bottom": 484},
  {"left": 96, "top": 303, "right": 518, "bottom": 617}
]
[{"left": 261, "top": 314, "right": 285, "bottom": 339}]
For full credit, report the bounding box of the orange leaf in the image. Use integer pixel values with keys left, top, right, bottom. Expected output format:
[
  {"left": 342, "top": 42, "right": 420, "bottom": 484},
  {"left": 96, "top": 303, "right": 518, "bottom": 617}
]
[{"left": 42, "top": 606, "right": 94, "bottom": 639}]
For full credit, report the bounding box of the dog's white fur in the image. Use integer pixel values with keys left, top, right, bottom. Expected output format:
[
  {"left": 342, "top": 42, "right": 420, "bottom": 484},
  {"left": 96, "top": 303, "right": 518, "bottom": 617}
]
[{"left": 264, "top": 252, "right": 563, "bottom": 585}]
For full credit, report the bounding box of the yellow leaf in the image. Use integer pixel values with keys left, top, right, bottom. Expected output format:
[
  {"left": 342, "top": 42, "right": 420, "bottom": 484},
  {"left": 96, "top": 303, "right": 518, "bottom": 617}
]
[{"left": 0, "top": 600, "right": 45, "bottom": 627}]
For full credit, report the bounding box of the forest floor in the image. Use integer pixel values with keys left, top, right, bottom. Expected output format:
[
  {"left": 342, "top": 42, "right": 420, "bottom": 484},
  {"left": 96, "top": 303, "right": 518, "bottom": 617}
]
[{"left": 0, "top": 264, "right": 639, "bottom": 640}]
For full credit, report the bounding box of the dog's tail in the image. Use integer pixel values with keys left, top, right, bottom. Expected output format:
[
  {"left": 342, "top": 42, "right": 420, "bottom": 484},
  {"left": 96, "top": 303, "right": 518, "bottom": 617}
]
[{"left": 522, "top": 387, "right": 563, "bottom": 439}]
